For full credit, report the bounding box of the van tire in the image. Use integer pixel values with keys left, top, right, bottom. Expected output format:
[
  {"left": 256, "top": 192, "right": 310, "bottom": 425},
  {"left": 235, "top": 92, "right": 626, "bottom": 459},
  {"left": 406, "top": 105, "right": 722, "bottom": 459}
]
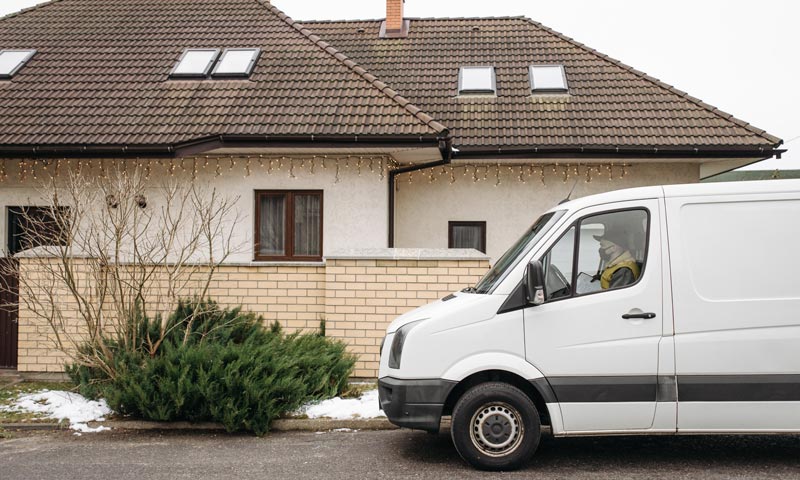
[{"left": 450, "top": 382, "right": 540, "bottom": 471}]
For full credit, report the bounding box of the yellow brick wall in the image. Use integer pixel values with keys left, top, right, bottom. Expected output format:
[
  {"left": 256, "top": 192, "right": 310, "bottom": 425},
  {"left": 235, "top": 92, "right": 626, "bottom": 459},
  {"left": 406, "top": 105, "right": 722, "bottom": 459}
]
[
  {"left": 16, "top": 257, "right": 489, "bottom": 378},
  {"left": 324, "top": 258, "right": 489, "bottom": 378},
  {"left": 206, "top": 265, "right": 326, "bottom": 332},
  {"left": 16, "top": 257, "right": 95, "bottom": 373}
]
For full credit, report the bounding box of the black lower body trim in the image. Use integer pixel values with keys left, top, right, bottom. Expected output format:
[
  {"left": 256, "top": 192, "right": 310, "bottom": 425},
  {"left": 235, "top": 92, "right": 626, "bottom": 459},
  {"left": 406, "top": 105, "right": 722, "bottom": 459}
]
[
  {"left": 378, "top": 377, "right": 457, "bottom": 432},
  {"left": 548, "top": 376, "right": 659, "bottom": 403},
  {"left": 530, "top": 377, "right": 558, "bottom": 403},
  {"left": 678, "top": 374, "right": 800, "bottom": 402},
  {"left": 538, "top": 374, "right": 800, "bottom": 403}
]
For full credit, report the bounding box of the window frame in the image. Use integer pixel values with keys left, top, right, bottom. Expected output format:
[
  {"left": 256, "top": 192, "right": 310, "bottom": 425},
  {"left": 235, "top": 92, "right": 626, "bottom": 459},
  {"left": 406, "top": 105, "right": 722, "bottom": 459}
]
[
  {"left": 253, "top": 190, "right": 323, "bottom": 262},
  {"left": 458, "top": 66, "right": 496, "bottom": 95},
  {"left": 7, "top": 206, "right": 70, "bottom": 255},
  {"left": 529, "top": 64, "right": 569, "bottom": 94},
  {"left": 540, "top": 207, "right": 651, "bottom": 304},
  {"left": 211, "top": 48, "right": 261, "bottom": 78},
  {"left": 448, "top": 221, "right": 487, "bottom": 253},
  {"left": 170, "top": 48, "right": 221, "bottom": 79},
  {"left": 0, "top": 49, "right": 37, "bottom": 80},
  {"left": 541, "top": 224, "right": 576, "bottom": 302}
]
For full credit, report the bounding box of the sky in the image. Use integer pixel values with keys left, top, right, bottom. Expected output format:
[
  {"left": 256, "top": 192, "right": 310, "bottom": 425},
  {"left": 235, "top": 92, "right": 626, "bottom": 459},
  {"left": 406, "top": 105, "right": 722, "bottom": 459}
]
[{"left": 2, "top": 0, "right": 798, "bottom": 171}]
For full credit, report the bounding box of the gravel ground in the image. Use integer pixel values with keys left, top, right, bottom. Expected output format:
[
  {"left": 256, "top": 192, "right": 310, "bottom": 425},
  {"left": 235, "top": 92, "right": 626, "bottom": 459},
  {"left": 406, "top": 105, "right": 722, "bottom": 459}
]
[{"left": 0, "top": 428, "right": 798, "bottom": 479}]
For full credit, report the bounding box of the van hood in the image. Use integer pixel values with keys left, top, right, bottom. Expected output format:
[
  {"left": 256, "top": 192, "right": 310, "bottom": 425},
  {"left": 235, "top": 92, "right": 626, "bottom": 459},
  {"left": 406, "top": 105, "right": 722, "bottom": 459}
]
[{"left": 386, "top": 291, "right": 493, "bottom": 334}]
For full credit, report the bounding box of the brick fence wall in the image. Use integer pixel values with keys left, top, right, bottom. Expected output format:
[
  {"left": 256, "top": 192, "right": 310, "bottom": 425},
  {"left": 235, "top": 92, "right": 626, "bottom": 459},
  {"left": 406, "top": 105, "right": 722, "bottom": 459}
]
[
  {"left": 17, "top": 257, "right": 88, "bottom": 373},
  {"left": 324, "top": 256, "right": 489, "bottom": 377},
  {"left": 15, "top": 249, "right": 489, "bottom": 378}
]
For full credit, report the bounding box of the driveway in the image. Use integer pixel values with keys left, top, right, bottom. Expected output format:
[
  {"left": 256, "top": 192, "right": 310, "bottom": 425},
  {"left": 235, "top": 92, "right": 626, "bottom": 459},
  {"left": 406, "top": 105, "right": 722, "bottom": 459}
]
[{"left": 1, "top": 429, "right": 798, "bottom": 479}]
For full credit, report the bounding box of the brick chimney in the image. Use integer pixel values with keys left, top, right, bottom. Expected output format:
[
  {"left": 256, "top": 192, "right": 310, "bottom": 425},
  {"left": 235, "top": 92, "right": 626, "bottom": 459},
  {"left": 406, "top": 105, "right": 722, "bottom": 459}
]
[{"left": 381, "top": 0, "right": 409, "bottom": 38}]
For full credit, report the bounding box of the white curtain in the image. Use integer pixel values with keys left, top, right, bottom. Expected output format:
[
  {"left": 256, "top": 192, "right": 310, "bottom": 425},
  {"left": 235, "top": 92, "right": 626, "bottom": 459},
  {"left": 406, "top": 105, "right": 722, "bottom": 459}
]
[
  {"left": 452, "top": 225, "right": 483, "bottom": 252},
  {"left": 294, "top": 194, "right": 320, "bottom": 256},
  {"left": 259, "top": 195, "right": 285, "bottom": 256}
]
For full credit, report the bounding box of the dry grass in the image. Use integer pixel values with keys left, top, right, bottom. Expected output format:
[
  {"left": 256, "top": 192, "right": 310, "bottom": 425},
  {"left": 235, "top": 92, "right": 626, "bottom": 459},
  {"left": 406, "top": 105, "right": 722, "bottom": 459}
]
[{"left": 341, "top": 381, "right": 377, "bottom": 399}]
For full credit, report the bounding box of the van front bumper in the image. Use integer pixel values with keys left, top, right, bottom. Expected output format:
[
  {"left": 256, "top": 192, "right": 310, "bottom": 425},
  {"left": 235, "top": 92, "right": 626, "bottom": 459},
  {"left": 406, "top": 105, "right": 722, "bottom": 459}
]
[{"left": 378, "top": 377, "right": 457, "bottom": 432}]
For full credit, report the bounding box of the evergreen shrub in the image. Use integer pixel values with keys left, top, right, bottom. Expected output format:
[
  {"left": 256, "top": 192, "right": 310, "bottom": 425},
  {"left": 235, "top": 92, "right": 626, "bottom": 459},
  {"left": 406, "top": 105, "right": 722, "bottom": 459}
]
[{"left": 68, "top": 300, "right": 355, "bottom": 435}]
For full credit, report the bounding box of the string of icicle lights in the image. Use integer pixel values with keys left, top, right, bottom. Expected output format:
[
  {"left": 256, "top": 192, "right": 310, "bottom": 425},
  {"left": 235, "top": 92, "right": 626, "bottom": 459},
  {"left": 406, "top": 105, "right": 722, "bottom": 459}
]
[
  {"left": 400, "top": 162, "right": 630, "bottom": 188},
  {"left": 1, "top": 155, "right": 398, "bottom": 184},
  {"left": 0, "top": 156, "right": 629, "bottom": 186}
]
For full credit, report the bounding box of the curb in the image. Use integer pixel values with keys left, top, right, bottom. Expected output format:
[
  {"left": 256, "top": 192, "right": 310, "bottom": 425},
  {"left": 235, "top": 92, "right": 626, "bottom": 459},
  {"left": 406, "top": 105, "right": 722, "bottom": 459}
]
[
  {"left": 0, "top": 422, "right": 65, "bottom": 431},
  {"left": 0, "top": 417, "right": 397, "bottom": 433},
  {"left": 272, "top": 418, "right": 396, "bottom": 431}
]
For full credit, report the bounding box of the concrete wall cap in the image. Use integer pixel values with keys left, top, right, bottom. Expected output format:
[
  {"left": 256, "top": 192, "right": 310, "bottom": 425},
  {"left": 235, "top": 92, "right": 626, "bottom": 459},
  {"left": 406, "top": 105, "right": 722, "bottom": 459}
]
[
  {"left": 13, "top": 246, "right": 92, "bottom": 259},
  {"left": 325, "top": 248, "right": 489, "bottom": 261}
]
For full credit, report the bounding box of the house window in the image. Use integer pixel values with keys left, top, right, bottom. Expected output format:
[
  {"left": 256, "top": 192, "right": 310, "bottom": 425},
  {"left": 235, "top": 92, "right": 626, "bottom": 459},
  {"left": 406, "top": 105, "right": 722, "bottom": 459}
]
[
  {"left": 211, "top": 48, "right": 260, "bottom": 77},
  {"left": 530, "top": 65, "right": 568, "bottom": 93},
  {"left": 170, "top": 48, "right": 260, "bottom": 79},
  {"left": 255, "top": 191, "right": 322, "bottom": 261},
  {"left": 458, "top": 67, "right": 496, "bottom": 95},
  {"left": 170, "top": 49, "right": 220, "bottom": 78},
  {"left": 448, "top": 221, "right": 486, "bottom": 253},
  {"left": 7, "top": 206, "right": 69, "bottom": 255},
  {"left": 0, "top": 49, "right": 36, "bottom": 79}
]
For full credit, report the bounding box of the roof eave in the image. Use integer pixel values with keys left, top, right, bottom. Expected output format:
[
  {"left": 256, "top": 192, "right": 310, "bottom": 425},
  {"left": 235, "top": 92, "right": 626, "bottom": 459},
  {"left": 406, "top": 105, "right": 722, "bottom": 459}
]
[
  {"left": 0, "top": 133, "right": 450, "bottom": 159},
  {"left": 452, "top": 145, "right": 786, "bottom": 160}
]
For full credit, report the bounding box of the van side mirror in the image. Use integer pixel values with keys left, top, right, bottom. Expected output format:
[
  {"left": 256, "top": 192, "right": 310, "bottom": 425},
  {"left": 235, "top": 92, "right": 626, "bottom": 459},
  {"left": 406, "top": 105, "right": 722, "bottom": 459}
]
[{"left": 525, "top": 260, "right": 546, "bottom": 306}]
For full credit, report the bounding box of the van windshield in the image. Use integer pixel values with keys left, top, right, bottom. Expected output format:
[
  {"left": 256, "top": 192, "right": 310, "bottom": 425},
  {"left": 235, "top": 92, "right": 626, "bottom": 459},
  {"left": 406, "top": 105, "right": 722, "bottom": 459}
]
[{"left": 473, "top": 210, "right": 564, "bottom": 294}]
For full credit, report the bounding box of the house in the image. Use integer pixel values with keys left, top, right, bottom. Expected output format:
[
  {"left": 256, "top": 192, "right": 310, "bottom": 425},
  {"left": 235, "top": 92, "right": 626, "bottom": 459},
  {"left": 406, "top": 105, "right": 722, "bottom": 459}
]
[{"left": 0, "top": 0, "right": 782, "bottom": 378}]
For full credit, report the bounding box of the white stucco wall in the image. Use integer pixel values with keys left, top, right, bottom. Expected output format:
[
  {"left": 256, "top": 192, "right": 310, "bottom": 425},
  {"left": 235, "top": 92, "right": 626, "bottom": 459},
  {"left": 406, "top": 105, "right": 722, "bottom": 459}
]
[
  {"left": 394, "top": 162, "right": 701, "bottom": 262},
  {"left": 0, "top": 159, "right": 703, "bottom": 264},
  {"left": 0, "top": 157, "right": 389, "bottom": 262}
]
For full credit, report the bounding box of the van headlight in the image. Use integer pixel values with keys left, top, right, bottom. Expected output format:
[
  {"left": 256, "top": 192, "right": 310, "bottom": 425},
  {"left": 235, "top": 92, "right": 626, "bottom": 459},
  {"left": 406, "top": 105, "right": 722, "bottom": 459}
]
[{"left": 388, "top": 320, "right": 425, "bottom": 369}]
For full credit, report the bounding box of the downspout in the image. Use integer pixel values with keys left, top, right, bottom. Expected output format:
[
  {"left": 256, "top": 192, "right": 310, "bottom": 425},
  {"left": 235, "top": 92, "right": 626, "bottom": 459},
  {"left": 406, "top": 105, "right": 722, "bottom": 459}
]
[{"left": 388, "top": 138, "right": 454, "bottom": 247}]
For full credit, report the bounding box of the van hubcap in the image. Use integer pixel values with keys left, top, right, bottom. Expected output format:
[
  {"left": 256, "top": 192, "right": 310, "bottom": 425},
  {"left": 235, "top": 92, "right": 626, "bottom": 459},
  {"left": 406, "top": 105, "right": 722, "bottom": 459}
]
[{"left": 470, "top": 402, "right": 523, "bottom": 457}]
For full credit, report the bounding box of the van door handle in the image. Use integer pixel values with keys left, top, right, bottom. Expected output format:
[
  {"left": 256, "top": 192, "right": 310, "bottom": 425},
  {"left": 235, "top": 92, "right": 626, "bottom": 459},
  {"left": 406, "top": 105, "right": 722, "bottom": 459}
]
[{"left": 622, "top": 312, "right": 656, "bottom": 320}]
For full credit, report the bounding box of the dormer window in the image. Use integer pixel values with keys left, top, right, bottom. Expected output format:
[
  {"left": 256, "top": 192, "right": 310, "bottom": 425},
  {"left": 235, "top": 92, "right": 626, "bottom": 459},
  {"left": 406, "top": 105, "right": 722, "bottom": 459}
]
[
  {"left": 530, "top": 65, "right": 568, "bottom": 93},
  {"left": 0, "top": 49, "right": 36, "bottom": 79},
  {"left": 458, "top": 66, "right": 496, "bottom": 95},
  {"left": 211, "top": 48, "right": 260, "bottom": 78},
  {"left": 171, "top": 49, "right": 220, "bottom": 78}
]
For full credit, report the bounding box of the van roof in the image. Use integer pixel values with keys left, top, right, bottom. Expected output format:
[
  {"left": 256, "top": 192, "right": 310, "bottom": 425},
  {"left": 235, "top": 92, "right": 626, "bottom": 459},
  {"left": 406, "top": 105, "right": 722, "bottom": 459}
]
[
  {"left": 663, "top": 178, "right": 800, "bottom": 198},
  {"left": 549, "top": 179, "right": 800, "bottom": 213}
]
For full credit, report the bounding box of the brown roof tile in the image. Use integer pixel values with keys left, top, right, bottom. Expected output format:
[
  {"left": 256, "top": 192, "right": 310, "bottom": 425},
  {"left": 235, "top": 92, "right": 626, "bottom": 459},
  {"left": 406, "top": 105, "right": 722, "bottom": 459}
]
[
  {"left": 304, "top": 16, "right": 781, "bottom": 151},
  {"left": 0, "top": 0, "right": 445, "bottom": 147}
]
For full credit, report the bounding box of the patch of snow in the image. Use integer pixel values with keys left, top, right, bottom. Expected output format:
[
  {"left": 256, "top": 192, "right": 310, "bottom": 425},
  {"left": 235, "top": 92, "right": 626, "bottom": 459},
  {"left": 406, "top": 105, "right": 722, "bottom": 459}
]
[
  {"left": 332, "top": 427, "right": 357, "bottom": 432},
  {"left": 301, "top": 389, "right": 385, "bottom": 420},
  {"left": 0, "top": 390, "right": 112, "bottom": 433}
]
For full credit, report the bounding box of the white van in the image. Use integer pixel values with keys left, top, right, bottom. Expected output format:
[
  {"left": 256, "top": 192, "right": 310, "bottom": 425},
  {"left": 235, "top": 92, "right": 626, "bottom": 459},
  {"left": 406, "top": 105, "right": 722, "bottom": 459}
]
[{"left": 377, "top": 179, "right": 800, "bottom": 471}]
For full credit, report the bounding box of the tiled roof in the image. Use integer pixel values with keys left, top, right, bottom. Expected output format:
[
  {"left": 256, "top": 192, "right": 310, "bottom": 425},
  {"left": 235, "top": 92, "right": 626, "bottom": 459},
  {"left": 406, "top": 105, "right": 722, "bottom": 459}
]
[
  {"left": 0, "top": 0, "right": 445, "bottom": 147},
  {"left": 304, "top": 17, "right": 782, "bottom": 151}
]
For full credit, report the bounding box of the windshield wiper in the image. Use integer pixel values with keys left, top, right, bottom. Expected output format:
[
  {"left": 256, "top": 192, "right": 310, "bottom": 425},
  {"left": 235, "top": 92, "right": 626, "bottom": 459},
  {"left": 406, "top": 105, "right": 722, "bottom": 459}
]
[{"left": 461, "top": 286, "right": 478, "bottom": 294}]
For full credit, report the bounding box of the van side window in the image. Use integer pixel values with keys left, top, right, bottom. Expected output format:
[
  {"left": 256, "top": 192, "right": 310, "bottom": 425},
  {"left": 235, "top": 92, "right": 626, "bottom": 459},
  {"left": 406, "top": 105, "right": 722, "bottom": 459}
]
[
  {"left": 575, "top": 210, "right": 648, "bottom": 295},
  {"left": 542, "top": 226, "right": 575, "bottom": 301}
]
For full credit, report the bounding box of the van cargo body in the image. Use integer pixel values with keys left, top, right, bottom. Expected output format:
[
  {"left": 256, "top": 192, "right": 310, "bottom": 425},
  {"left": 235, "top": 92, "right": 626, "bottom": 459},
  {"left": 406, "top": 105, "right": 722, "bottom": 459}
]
[{"left": 377, "top": 179, "right": 800, "bottom": 470}]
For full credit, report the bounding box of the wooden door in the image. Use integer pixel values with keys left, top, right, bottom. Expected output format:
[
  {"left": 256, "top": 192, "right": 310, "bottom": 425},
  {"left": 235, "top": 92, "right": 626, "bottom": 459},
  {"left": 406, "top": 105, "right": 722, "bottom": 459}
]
[{"left": 0, "top": 258, "right": 19, "bottom": 369}]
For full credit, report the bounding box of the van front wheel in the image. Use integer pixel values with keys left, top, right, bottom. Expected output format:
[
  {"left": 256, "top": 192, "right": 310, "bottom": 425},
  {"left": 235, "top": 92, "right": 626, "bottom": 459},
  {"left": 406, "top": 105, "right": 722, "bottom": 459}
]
[{"left": 450, "top": 382, "right": 540, "bottom": 471}]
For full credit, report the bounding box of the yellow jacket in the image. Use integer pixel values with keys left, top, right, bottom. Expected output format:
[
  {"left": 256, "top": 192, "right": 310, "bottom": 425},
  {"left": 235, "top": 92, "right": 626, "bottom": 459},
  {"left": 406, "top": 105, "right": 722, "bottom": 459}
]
[{"left": 600, "top": 251, "right": 640, "bottom": 289}]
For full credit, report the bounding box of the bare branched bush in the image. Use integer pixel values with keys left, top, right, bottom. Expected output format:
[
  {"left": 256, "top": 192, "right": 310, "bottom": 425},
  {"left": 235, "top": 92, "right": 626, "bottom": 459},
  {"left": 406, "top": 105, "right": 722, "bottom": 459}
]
[{"left": 0, "top": 165, "right": 244, "bottom": 378}]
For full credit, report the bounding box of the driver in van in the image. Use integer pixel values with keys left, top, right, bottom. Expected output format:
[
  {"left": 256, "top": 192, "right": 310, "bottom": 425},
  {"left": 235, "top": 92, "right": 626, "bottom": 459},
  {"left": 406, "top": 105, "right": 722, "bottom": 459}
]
[{"left": 594, "top": 228, "right": 640, "bottom": 289}]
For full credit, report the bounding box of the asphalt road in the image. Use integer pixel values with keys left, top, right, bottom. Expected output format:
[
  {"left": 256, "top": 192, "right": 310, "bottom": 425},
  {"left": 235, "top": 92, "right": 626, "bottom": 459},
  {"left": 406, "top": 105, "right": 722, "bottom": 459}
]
[{"left": 1, "top": 428, "right": 799, "bottom": 479}]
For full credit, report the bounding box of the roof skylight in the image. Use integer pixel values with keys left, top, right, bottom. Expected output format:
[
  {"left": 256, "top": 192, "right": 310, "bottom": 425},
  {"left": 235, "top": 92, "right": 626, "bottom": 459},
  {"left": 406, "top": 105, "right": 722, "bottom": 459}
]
[
  {"left": 211, "top": 48, "right": 260, "bottom": 77},
  {"left": 459, "top": 66, "right": 496, "bottom": 95},
  {"left": 170, "top": 49, "right": 220, "bottom": 78},
  {"left": 0, "top": 50, "right": 36, "bottom": 79},
  {"left": 530, "top": 65, "right": 568, "bottom": 93}
]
